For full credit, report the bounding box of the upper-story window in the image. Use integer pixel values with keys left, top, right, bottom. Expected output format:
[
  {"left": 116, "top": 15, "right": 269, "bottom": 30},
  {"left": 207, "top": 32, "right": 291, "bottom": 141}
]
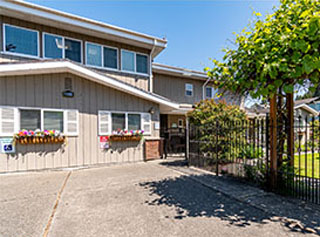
[
  {"left": 85, "top": 42, "right": 118, "bottom": 70},
  {"left": 43, "top": 33, "right": 82, "bottom": 63},
  {"left": 185, "top": 83, "right": 193, "bottom": 97},
  {"left": 121, "top": 49, "right": 148, "bottom": 75},
  {"left": 3, "top": 24, "right": 39, "bottom": 58},
  {"left": 206, "top": 86, "right": 216, "bottom": 99}
]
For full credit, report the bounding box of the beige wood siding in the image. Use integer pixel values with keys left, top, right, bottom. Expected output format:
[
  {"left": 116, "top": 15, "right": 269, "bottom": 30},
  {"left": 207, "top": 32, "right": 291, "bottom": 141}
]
[
  {"left": 100, "top": 71, "right": 149, "bottom": 91},
  {"left": 153, "top": 73, "right": 204, "bottom": 104},
  {"left": 0, "top": 73, "right": 160, "bottom": 172},
  {"left": 0, "top": 16, "right": 150, "bottom": 90}
]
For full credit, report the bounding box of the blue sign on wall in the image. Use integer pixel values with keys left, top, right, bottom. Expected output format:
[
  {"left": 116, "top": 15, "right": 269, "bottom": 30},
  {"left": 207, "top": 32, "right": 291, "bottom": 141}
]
[{"left": 0, "top": 138, "right": 15, "bottom": 154}]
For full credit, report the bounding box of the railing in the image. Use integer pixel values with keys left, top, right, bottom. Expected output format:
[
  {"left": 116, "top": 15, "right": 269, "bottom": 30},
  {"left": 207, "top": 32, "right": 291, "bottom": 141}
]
[{"left": 188, "top": 115, "right": 320, "bottom": 205}]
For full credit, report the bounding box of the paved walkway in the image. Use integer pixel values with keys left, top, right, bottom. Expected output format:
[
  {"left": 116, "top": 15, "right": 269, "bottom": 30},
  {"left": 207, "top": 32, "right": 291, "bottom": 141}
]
[{"left": 0, "top": 158, "right": 319, "bottom": 237}]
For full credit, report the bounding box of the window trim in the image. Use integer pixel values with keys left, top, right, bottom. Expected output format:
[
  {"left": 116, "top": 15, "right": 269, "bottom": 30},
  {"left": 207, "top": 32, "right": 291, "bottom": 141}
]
[
  {"left": 2, "top": 23, "right": 40, "bottom": 59},
  {"left": 85, "top": 41, "right": 119, "bottom": 71},
  {"left": 42, "top": 32, "right": 83, "bottom": 63},
  {"left": 185, "top": 83, "right": 193, "bottom": 97},
  {"left": 98, "top": 110, "right": 151, "bottom": 135},
  {"left": 121, "top": 49, "right": 149, "bottom": 76}
]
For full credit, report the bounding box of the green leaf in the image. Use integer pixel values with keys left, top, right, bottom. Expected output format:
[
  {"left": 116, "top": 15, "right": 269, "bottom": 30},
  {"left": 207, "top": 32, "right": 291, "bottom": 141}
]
[
  {"left": 283, "top": 84, "right": 294, "bottom": 94},
  {"left": 300, "top": 10, "right": 310, "bottom": 19},
  {"left": 274, "top": 79, "right": 282, "bottom": 88},
  {"left": 302, "top": 55, "right": 315, "bottom": 74}
]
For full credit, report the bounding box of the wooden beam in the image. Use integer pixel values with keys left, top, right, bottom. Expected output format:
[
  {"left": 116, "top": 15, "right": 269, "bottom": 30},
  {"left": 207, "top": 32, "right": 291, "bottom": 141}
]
[{"left": 270, "top": 94, "right": 278, "bottom": 190}]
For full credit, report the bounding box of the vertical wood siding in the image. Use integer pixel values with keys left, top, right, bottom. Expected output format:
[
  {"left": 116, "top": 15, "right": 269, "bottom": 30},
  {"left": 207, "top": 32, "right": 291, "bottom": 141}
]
[
  {"left": 153, "top": 73, "right": 204, "bottom": 104},
  {"left": 0, "top": 73, "right": 160, "bottom": 172}
]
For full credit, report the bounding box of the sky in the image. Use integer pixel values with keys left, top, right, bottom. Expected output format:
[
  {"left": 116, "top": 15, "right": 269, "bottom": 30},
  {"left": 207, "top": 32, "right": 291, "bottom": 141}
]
[{"left": 26, "top": 0, "right": 279, "bottom": 72}]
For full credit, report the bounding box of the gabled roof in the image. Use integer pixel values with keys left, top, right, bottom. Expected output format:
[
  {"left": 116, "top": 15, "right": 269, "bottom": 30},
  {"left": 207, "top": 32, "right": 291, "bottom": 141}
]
[
  {"left": 0, "top": 0, "right": 167, "bottom": 58},
  {"left": 245, "top": 102, "right": 319, "bottom": 117},
  {"left": 0, "top": 60, "right": 180, "bottom": 111},
  {"left": 152, "top": 63, "right": 208, "bottom": 81},
  {"left": 295, "top": 97, "right": 320, "bottom": 106}
]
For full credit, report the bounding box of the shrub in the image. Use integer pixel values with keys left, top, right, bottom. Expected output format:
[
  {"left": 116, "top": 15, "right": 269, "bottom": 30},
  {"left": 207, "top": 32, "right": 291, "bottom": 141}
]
[{"left": 188, "top": 99, "right": 248, "bottom": 164}]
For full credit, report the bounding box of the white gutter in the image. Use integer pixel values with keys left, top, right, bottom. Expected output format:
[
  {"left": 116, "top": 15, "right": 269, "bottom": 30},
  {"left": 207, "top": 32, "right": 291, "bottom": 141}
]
[
  {"left": 0, "top": 61, "right": 180, "bottom": 110},
  {"left": 149, "top": 39, "right": 157, "bottom": 93}
]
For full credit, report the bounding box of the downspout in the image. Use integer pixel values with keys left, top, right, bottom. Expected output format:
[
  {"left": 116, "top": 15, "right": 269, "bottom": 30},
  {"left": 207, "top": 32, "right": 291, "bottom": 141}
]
[{"left": 149, "top": 39, "right": 157, "bottom": 93}]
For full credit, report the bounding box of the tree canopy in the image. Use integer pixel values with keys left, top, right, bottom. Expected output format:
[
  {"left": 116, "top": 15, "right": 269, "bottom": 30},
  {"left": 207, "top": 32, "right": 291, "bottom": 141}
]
[{"left": 206, "top": 0, "right": 320, "bottom": 100}]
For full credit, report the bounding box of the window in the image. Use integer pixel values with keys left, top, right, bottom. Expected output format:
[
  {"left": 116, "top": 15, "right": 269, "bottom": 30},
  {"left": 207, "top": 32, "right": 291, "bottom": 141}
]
[
  {"left": 0, "top": 107, "right": 78, "bottom": 136},
  {"left": 43, "top": 33, "right": 82, "bottom": 63},
  {"left": 65, "top": 38, "right": 82, "bottom": 63},
  {"left": 206, "top": 86, "right": 216, "bottom": 99},
  {"left": 44, "top": 111, "right": 64, "bottom": 131},
  {"left": 178, "top": 119, "right": 184, "bottom": 128},
  {"left": 185, "top": 83, "right": 193, "bottom": 97},
  {"left": 136, "top": 54, "right": 148, "bottom": 74},
  {"left": 98, "top": 111, "right": 151, "bottom": 135},
  {"left": 121, "top": 50, "right": 135, "bottom": 72},
  {"left": 121, "top": 50, "right": 149, "bottom": 74},
  {"left": 128, "top": 114, "right": 141, "bottom": 131},
  {"left": 112, "top": 113, "right": 126, "bottom": 131},
  {"left": 3, "top": 24, "right": 39, "bottom": 57},
  {"left": 44, "top": 33, "right": 63, "bottom": 59},
  {"left": 103, "top": 47, "right": 118, "bottom": 69},
  {"left": 86, "top": 43, "right": 102, "bottom": 67},
  {"left": 20, "top": 110, "right": 41, "bottom": 131}
]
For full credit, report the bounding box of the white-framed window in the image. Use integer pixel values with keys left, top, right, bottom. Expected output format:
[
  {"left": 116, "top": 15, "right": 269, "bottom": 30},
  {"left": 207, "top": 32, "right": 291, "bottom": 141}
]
[
  {"left": 205, "top": 86, "right": 216, "bottom": 99},
  {"left": 3, "top": 24, "right": 40, "bottom": 58},
  {"left": 0, "top": 106, "right": 78, "bottom": 137},
  {"left": 121, "top": 49, "right": 149, "bottom": 75},
  {"left": 43, "top": 32, "right": 82, "bottom": 63},
  {"left": 178, "top": 119, "right": 184, "bottom": 128},
  {"left": 98, "top": 111, "right": 151, "bottom": 135},
  {"left": 85, "top": 42, "right": 118, "bottom": 70},
  {"left": 185, "top": 83, "right": 193, "bottom": 97}
]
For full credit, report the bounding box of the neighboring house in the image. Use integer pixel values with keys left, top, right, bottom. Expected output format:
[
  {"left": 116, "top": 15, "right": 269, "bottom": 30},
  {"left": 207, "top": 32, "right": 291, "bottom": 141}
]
[
  {"left": 0, "top": 0, "right": 240, "bottom": 172},
  {"left": 245, "top": 100, "right": 319, "bottom": 144}
]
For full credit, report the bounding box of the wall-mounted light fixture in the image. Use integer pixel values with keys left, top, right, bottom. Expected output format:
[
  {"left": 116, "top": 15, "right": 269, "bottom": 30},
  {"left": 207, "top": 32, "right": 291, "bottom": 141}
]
[{"left": 149, "top": 107, "right": 155, "bottom": 115}]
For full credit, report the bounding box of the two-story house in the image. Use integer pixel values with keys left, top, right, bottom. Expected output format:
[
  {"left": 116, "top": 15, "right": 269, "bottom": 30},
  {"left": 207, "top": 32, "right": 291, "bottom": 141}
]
[{"left": 0, "top": 0, "right": 239, "bottom": 172}]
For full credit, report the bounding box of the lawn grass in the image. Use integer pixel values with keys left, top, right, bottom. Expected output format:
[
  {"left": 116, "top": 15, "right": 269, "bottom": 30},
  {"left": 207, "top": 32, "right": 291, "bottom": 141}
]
[{"left": 294, "top": 153, "right": 320, "bottom": 179}]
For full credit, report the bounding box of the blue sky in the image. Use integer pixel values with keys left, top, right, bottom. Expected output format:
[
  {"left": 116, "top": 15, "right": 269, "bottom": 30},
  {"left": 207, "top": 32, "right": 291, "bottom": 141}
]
[{"left": 27, "top": 0, "right": 279, "bottom": 72}]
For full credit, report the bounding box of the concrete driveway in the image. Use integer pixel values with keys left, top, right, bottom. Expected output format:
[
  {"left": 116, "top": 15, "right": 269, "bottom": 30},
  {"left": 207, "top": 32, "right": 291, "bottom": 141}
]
[{"left": 0, "top": 159, "right": 317, "bottom": 237}]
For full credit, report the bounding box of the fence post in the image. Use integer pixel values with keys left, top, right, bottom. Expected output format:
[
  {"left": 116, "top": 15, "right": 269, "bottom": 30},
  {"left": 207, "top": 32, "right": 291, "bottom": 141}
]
[
  {"left": 286, "top": 92, "right": 294, "bottom": 166},
  {"left": 185, "top": 117, "right": 190, "bottom": 164},
  {"left": 270, "top": 95, "right": 278, "bottom": 190},
  {"left": 215, "top": 120, "right": 219, "bottom": 176}
]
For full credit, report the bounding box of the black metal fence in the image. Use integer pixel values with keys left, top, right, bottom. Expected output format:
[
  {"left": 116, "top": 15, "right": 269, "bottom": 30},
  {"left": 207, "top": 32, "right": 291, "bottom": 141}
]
[{"left": 188, "top": 115, "right": 320, "bottom": 205}]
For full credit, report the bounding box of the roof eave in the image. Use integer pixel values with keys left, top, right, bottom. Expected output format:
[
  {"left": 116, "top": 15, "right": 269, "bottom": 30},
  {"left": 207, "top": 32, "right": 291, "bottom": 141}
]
[{"left": 0, "top": 61, "right": 179, "bottom": 110}]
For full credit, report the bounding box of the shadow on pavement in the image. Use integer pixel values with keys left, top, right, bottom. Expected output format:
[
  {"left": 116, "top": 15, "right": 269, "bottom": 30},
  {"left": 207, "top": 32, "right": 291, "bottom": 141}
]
[{"left": 140, "top": 159, "right": 320, "bottom": 235}]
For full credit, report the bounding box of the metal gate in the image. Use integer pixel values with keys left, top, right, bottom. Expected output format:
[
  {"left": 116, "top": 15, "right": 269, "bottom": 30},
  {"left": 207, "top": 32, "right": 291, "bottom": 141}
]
[{"left": 161, "top": 127, "right": 186, "bottom": 158}]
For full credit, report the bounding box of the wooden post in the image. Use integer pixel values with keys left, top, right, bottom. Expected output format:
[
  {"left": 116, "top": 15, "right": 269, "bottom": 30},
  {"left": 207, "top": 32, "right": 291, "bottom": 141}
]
[
  {"left": 286, "top": 93, "right": 294, "bottom": 166},
  {"left": 270, "top": 94, "right": 278, "bottom": 190}
]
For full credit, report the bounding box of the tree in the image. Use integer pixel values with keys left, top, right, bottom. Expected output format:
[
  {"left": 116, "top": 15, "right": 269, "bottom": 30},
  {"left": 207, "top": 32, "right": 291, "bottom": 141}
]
[{"left": 206, "top": 0, "right": 320, "bottom": 189}]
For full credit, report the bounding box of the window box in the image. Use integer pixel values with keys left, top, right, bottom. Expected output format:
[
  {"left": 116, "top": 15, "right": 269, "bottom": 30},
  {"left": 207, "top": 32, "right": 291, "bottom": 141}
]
[
  {"left": 108, "top": 129, "right": 144, "bottom": 142},
  {"left": 14, "top": 129, "right": 66, "bottom": 145}
]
